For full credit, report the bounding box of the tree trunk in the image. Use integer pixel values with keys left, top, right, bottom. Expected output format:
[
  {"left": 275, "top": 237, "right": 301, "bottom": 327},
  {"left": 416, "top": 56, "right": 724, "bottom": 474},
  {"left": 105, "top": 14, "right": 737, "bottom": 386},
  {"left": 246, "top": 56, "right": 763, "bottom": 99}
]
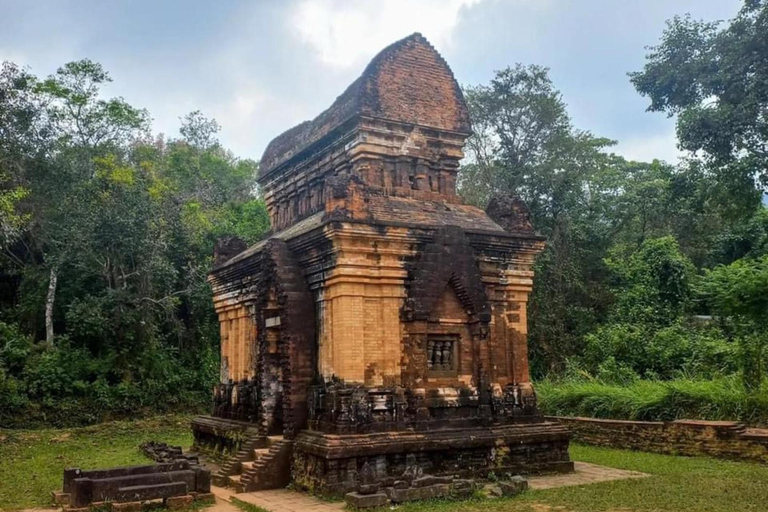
[{"left": 45, "top": 265, "right": 58, "bottom": 345}]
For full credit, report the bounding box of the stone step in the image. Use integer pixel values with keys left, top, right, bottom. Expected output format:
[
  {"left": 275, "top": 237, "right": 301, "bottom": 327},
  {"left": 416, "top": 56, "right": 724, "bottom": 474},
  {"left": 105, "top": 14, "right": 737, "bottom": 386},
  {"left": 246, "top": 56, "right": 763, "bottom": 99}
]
[
  {"left": 253, "top": 447, "right": 271, "bottom": 459},
  {"left": 237, "top": 439, "right": 294, "bottom": 493}
]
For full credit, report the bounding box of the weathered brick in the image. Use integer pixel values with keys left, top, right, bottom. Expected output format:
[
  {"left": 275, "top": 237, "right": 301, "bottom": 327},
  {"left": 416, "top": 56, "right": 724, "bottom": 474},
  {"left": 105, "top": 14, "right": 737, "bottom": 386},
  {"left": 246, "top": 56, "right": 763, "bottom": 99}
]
[
  {"left": 165, "top": 495, "right": 193, "bottom": 510},
  {"left": 111, "top": 501, "right": 141, "bottom": 512},
  {"left": 553, "top": 416, "right": 768, "bottom": 463}
]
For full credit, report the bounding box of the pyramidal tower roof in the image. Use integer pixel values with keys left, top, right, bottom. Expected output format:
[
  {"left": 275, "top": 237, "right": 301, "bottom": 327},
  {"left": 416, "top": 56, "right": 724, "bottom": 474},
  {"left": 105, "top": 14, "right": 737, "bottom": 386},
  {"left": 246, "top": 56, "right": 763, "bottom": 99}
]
[{"left": 259, "top": 33, "right": 471, "bottom": 179}]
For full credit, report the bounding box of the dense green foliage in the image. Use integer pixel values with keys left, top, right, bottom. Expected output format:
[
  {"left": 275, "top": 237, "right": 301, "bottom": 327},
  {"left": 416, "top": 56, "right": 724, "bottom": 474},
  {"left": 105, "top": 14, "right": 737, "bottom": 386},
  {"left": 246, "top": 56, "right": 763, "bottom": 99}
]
[
  {"left": 630, "top": 0, "right": 768, "bottom": 204},
  {"left": 1, "top": 0, "right": 767, "bottom": 428},
  {"left": 0, "top": 61, "right": 269, "bottom": 427},
  {"left": 459, "top": 0, "right": 768, "bottom": 412},
  {"left": 537, "top": 377, "right": 768, "bottom": 425}
]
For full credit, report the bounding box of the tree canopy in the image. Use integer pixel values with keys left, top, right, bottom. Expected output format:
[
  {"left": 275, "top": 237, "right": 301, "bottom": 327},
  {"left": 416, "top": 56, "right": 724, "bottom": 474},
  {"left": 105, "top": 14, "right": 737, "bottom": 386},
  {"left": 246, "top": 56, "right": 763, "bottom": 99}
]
[
  {"left": 0, "top": 60, "right": 269, "bottom": 426},
  {"left": 630, "top": 0, "right": 768, "bottom": 207}
]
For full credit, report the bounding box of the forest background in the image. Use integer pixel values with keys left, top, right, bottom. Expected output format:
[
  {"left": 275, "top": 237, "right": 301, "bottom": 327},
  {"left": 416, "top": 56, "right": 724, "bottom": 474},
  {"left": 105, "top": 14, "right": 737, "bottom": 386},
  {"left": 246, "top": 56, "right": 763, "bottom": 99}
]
[{"left": 1, "top": 0, "right": 766, "bottom": 427}]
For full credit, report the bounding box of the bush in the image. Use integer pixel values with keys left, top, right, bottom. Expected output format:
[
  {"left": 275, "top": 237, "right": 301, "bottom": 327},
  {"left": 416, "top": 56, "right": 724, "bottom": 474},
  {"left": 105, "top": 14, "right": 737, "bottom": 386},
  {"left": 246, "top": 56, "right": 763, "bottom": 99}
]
[
  {"left": 0, "top": 321, "right": 214, "bottom": 428},
  {"left": 537, "top": 376, "right": 768, "bottom": 425},
  {"left": 582, "top": 321, "right": 737, "bottom": 381}
]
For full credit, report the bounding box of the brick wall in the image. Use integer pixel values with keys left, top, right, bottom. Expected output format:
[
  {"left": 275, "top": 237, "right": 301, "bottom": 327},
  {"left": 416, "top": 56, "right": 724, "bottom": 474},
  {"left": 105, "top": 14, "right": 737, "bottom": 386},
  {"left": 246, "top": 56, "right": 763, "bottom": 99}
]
[
  {"left": 551, "top": 416, "right": 768, "bottom": 463},
  {"left": 218, "top": 305, "right": 256, "bottom": 382}
]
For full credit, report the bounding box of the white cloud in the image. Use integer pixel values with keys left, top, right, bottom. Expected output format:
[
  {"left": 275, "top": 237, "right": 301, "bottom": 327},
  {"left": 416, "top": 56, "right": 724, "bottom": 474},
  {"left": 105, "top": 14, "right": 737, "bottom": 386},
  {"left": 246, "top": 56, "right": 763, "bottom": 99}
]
[
  {"left": 208, "top": 80, "right": 310, "bottom": 159},
  {"left": 290, "top": 0, "right": 484, "bottom": 67}
]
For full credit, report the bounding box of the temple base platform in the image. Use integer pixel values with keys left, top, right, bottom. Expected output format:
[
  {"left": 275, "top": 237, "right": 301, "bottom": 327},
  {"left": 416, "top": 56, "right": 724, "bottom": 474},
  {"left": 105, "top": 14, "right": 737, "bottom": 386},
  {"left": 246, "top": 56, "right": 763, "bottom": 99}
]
[{"left": 292, "top": 421, "right": 574, "bottom": 495}]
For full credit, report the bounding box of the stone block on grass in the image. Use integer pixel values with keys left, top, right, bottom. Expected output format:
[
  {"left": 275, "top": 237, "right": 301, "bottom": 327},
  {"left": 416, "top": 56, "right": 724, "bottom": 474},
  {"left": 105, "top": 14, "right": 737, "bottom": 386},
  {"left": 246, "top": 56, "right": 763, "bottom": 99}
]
[
  {"left": 345, "top": 492, "right": 389, "bottom": 509},
  {"left": 193, "top": 492, "right": 215, "bottom": 503},
  {"left": 412, "top": 475, "right": 452, "bottom": 487},
  {"left": 165, "top": 495, "right": 194, "bottom": 510},
  {"left": 385, "top": 483, "right": 451, "bottom": 503},
  {"left": 450, "top": 479, "right": 477, "bottom": 499},
  {"left": 111, "top": 501, "right": 142, "bottom": 512},
  {"left": 499, "top": 475, "right": 528, "bottom": 496},
  {"left": 52, "top": 491, "right": 70, "bottom": 506}
]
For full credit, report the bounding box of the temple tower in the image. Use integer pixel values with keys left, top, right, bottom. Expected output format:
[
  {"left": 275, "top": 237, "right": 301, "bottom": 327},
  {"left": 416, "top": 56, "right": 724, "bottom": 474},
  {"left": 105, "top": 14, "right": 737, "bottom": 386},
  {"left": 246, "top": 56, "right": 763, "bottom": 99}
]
[{"left": 195, "top": 33, "right": 572, "bottom": 494}]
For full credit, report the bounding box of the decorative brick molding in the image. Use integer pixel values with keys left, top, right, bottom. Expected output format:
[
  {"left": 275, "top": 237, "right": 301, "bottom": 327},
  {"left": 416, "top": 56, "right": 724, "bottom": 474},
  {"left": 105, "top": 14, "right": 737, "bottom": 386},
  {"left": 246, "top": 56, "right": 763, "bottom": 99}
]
[{"left": 550, "top": 416, "right": 768, "bottom": 463}]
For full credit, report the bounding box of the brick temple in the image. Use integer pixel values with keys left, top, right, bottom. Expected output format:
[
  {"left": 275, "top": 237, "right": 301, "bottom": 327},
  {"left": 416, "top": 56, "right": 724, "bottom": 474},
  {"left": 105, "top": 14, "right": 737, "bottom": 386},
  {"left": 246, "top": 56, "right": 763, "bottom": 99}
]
[{"left": 192, "top": 33, "right": 572, "bottom": 495}]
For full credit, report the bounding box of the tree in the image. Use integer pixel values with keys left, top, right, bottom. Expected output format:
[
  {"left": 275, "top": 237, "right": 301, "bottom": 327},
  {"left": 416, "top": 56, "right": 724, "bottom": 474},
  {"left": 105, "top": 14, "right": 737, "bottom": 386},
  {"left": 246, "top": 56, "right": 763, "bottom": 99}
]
[
  {"left": 0, "top": 62, "right": 44, "bottom": 254},
  {"left": 699, "top": 254, "right": 768, "bottom": 389},
  {"left": 29, "top": 60, "right": 149, "bottom": 344},
  {"left": 630, "top": 1, "right": 768, "bottom": 208},
  {"left": 0, "top": 58, "right": 270, "bottom": 426},
  {"left": 461, "top": 65, "right": 635, "bottom": 373},
  {"left": 459, "top": 63, "right": 750, "bottom": 375},
  {"left": 461, "top": 64, "right": 616, "bottom": 218}
]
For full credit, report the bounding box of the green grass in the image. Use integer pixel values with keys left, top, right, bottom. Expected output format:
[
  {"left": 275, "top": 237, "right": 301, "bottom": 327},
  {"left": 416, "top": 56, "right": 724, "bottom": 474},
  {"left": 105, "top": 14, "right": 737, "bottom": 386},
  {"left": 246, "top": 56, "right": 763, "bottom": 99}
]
[
  {"left": 385, "top": 444, "right": 768, "bottom": 512},
  {"left": 537, "top": 377, "right": 768, "bottom": 425},
  {"left": 0, "top": 415, "right": 193, "bottom": 511},
  {"left": 3, "top": 418, "right": 768, "bottom": 512}
]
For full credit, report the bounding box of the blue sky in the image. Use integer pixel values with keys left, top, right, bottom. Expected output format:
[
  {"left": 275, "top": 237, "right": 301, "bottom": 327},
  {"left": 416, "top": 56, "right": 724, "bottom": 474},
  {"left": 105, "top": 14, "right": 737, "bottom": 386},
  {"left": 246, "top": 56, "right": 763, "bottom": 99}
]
[{"left": 2, "top": 0, "right": 743, "bottom": 163}]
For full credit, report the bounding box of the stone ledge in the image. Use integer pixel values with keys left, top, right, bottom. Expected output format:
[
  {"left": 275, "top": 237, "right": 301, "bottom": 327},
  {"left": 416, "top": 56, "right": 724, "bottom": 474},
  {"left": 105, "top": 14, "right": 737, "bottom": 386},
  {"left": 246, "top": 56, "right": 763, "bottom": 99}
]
[
  {"left": 296, "top": 422, "right": 572, "bottom": 459},
  {"left": 550, "top": 416, "right": 768, "bottom": 463}
]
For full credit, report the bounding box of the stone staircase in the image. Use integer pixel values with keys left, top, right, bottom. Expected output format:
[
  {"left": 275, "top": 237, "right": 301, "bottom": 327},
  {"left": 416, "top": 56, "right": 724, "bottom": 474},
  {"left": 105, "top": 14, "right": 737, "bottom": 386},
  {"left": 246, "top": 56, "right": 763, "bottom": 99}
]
[
  {"left": 219, "top": 435, "right": 294, "bottom": 493},
  {"left": 211, "top": 431, "right": 266, "bottom": 487}
]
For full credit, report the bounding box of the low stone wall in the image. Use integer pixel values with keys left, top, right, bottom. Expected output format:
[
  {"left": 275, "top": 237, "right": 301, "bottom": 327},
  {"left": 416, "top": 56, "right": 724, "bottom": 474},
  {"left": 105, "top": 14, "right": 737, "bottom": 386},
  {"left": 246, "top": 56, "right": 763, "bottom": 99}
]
[{"left": 550, "top": 416, "right": 768, "bottom": 463}]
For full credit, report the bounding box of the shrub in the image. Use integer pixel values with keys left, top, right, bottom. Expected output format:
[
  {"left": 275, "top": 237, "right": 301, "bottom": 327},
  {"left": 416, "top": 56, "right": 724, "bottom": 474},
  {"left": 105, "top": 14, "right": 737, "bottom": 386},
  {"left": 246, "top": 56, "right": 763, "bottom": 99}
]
[
  {"left": 537, "top": 376, "right": 768, "bottom": 425},
  {"left": 0, "top": 320, "right": 214, "bottom": 428},
  {"left": 582, "top": 321, "right": 736, "bottom": 380}
]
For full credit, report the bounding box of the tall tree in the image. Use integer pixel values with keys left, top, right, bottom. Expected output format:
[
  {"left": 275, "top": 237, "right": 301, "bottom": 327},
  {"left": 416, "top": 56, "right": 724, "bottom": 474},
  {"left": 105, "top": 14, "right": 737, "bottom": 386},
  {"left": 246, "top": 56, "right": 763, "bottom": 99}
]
[
  {"left": 32, "top": 60, "right": 149, "bottom": 344},
  {"left": 461, "top": 65, "right": 629, "bottom": 373},
  {"left": 630, "top": 0, "right": 768, "bottom": 210}
]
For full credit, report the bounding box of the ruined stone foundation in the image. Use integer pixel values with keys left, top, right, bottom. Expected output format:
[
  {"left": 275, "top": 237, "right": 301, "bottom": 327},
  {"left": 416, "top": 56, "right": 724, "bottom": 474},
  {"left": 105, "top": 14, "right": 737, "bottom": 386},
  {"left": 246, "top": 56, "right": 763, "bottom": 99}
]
[
  {"left": 197, "top": 33, "right": 572, "bottom": 494},
  {"left": 294, "top": 423, "right": 572, "bottom": 495}
]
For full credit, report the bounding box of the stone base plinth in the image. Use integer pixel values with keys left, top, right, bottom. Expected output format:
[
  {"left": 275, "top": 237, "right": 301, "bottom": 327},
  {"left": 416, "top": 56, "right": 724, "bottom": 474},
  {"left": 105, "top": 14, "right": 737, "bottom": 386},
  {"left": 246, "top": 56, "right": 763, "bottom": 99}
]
[
  {"left": 191, "top": 415, "right": 262, "bottom": 462},
  {"left": 292, "top": 422, "right": 573, "bottom": 495}
]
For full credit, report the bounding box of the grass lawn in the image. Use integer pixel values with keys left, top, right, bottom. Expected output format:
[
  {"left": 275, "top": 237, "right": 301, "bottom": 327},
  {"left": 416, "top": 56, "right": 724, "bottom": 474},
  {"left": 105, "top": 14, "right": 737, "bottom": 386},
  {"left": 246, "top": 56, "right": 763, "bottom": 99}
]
[
  {"left": 395, "top": 445, "right": 768, "bottom": 512},
  {"left": 0, "top": 416, "right": 192, "bottom": 511},
  {"left": 2, "top": 418, "right": 767, "bottom": 512}
]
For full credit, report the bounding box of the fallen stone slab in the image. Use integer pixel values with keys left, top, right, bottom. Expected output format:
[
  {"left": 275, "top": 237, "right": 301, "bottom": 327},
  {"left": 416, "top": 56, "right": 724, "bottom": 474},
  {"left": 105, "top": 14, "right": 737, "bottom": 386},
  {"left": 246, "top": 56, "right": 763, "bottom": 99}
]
[
  {"left": 111, "top": 501, "right": 142, "bottom": 512},
  {"left": 51, "top": 490, "right": 70, "bottom": 506},
  {"left": 345, "top": 491, "right": 389, "bottom": 508},
  {"left": 485, "top": 484, "right": 503, "bottom": 498},
  {"left": 450, "top": 479, "right": 477, "bottom": 499},
  {"left": 412, "top": 475, "right": 453, "bottom": 487},
  {"left": 192, "top": 492, "right": 215, "bottom": 503},
  {"left": 386, "top": 483, "right": 451, "bottom": 503}
]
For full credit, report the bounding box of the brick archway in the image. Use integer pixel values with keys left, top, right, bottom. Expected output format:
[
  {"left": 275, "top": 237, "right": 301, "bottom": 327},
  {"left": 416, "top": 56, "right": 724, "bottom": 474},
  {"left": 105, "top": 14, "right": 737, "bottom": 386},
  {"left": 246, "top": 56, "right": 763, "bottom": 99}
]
[
  {"left": 401, "top": 226, "right": 491, "bottom": 388},
  {"left": 403, "top": 225, "right": 490, "bottom": 324}
]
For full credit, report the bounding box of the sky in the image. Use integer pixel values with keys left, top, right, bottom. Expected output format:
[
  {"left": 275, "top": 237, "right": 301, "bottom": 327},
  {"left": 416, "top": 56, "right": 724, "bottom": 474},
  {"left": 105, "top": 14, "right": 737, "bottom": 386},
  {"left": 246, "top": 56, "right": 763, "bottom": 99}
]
[{"left": 2, "top": 0, "right": 744, "bottom": 164}]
